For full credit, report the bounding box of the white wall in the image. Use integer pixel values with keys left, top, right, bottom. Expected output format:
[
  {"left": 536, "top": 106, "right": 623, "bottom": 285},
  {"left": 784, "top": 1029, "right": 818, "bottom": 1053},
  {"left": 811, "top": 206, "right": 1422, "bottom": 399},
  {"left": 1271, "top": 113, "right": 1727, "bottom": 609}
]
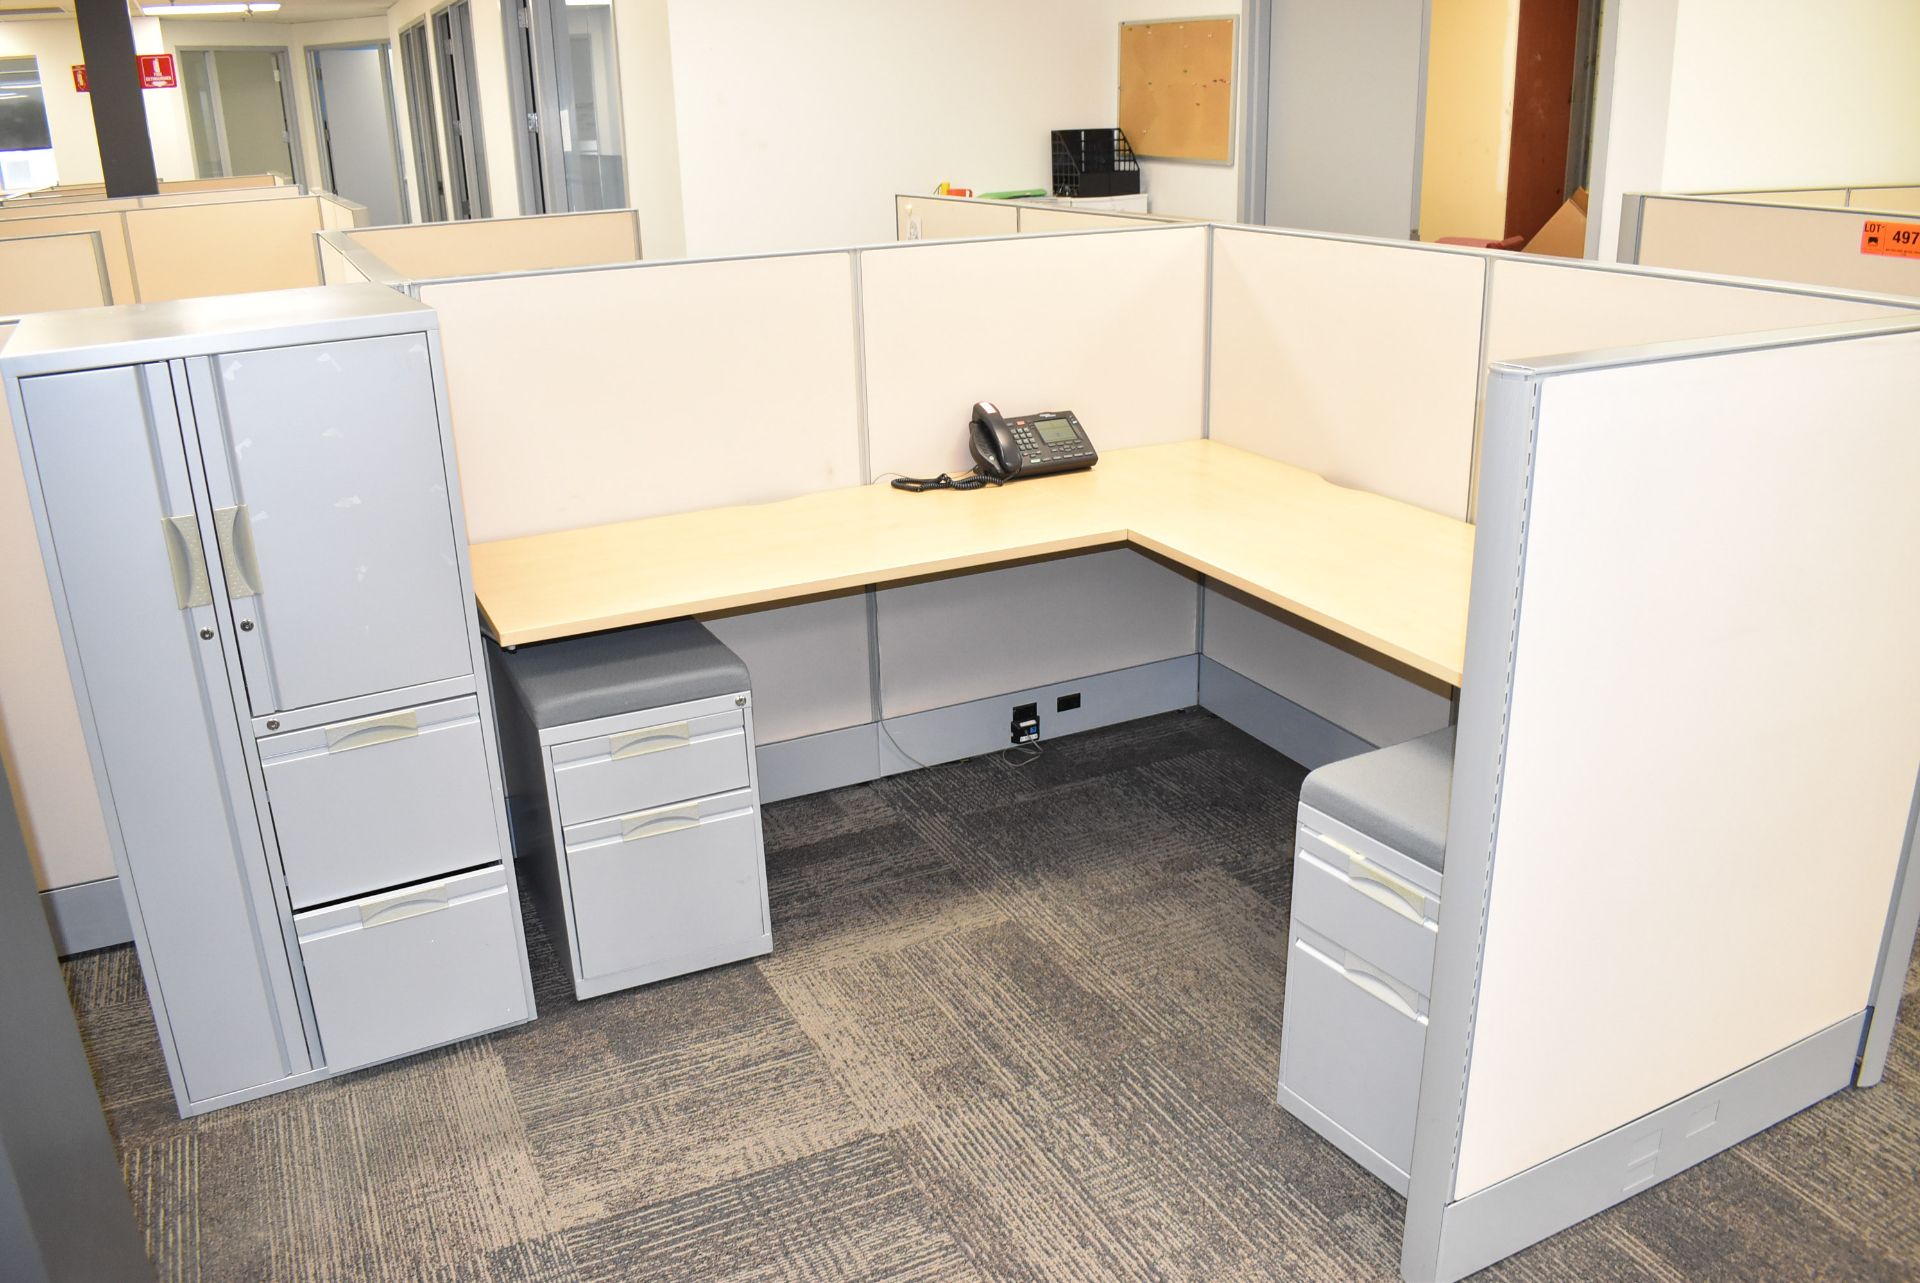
[
  {"left": 657, "top": 0, "right": 1117, "bottom": 256},
  {"left": 1588, "top": 0, "right": 1920, "bottom": 260},
  {"left": 0, "top": 17, "right": 191, "bottom": 186},
  {"left": 1098, "top": 0, "right": 1243, "bottom": 221}
]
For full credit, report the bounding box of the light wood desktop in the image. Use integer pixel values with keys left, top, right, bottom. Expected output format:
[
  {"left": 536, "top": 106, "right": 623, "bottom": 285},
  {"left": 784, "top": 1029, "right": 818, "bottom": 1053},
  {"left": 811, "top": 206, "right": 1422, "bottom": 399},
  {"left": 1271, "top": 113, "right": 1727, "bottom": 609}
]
[{"left": 469, "top": 440, "right": 1474, "bottom": 686}]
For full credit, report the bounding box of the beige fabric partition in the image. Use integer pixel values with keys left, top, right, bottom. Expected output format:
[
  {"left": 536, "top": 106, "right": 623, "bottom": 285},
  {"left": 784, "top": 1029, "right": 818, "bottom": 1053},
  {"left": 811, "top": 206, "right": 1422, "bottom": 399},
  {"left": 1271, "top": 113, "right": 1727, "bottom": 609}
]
[
  {"left": 1851, "top": 186, "right": 1920, "bottom": 212},
  {"left": 861, "top": 225, "right": 1209, "bottom": 716},
  {"left": 1455, "top": 328, "right": 1920, "bottom": 1196},
  {"left": 122, "top": 198, "right": 324, "bottom": 301},
  {"left": 318, "top": 238, "right": 371, "bottom": 286},
  {"left": 0, "top": 233, "right": 109, "bottom": 317},
  {"left": 421, "top": 253, "right": 863, "bottom": 542},
  {"left": 1485, "top": 256, "right": 1914, "bottom": 362},
  {"left": 894, "top": 195, "right": 1019, "bottom": 242},
  {"left": 1634, "top": 197, "right": 1920, "bottom": 296},
  {"left": 1208, "top": 227, "right": 1486, "bottom": 520},
  {"left": 347, "top": 211, "right": 642, "bottom": 281},
  {"left": 863, "top": 226, "right": 1208, "bottom": 477},
  {"left": 0, "top": 214, "right": 135, "bottom": 302},
  {"left": 0, "top": 321, "right": 118, "bottom": 891},
  {"left": 1015, "top": 206, "right": 1182, "bottom": 232}
]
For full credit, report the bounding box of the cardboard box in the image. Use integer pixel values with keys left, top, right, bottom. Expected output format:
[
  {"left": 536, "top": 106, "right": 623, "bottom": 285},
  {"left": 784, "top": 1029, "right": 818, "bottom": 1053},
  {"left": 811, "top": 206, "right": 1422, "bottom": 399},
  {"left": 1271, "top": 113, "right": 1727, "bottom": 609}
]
[{"left": 1522, "top": 187, "right": 1589, "bottom": 259}]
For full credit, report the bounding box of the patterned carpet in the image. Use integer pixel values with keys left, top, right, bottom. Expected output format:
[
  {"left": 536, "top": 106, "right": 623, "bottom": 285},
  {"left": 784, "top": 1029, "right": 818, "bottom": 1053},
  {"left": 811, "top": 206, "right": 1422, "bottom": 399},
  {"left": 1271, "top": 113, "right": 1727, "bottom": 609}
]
[{"left": 64, "top": 710, "right": 1920, "bottom": 1282}]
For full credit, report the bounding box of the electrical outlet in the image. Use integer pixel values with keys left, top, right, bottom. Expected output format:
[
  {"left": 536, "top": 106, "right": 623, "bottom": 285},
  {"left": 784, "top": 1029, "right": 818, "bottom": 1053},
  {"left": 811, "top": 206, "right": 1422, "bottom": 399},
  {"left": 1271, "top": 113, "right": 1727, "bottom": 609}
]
[
  {"left": 1056, "top": 692, "right": 1081, "bottom": 712},
  {"left": 1011, "top": 702, "right": 1039, "bottom": 745}
]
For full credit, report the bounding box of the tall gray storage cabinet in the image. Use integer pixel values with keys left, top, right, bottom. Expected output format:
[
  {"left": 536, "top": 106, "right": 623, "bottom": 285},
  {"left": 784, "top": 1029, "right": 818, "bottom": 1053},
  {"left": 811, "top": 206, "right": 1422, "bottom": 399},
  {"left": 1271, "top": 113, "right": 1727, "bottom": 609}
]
[{"left": 2, "top": 285, "right": 535, "bottom": 1117}]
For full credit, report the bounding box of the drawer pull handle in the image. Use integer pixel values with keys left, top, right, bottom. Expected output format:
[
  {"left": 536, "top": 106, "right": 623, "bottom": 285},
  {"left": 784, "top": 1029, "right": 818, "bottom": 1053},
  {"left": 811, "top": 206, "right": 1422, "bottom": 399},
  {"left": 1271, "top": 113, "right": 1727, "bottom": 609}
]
[
  {"left": 622, "top": 807, "right": 701, "bottom": 842},
  {"left": 213, "top": 504, "right": 263, "bottom": 600},
  {"left": 1347, "top": 852, "right": 1427, "bottom": 922},
  {"left": 609, "top": 723, "right": 691, "bottom": 759},
  {"left": 161, "top": 515, "right": 212, "bottom": 609},
  {"left": 325, "top": 710, "right": 420, "bottom": 753},
  {"left": 1340, "top": 951, "right": 1425, "bottom": 1021},
  {"left": 360, "top": 890, "right": 450, "bottom": 928}
]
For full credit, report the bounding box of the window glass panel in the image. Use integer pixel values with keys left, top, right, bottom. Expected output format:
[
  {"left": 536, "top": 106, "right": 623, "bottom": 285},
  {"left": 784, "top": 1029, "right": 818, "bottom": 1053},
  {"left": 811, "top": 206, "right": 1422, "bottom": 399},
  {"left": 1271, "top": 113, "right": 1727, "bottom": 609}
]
[{"left": 0, "top": 55, "right": 58, "bottom": 190}]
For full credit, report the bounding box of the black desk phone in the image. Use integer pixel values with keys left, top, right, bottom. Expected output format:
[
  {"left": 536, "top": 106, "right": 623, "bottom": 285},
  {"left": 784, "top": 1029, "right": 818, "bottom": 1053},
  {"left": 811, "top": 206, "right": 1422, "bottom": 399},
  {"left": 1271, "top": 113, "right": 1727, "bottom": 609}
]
[
  {"left": 970, "top": 402, "right": 1098, "bottom": 480},
  {"left": 890, "top": 402, "right": 1098, "bottom": 491}
]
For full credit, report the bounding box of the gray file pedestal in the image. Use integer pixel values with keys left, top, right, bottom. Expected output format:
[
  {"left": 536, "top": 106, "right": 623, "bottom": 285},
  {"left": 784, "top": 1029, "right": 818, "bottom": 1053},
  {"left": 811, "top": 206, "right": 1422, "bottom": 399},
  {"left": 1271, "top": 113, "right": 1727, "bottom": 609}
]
[
  {"left": 1279, "top": 726, "right": 1453, "bottom": 1194},
  {"left": 492, "top": 621, "right": 774, "bottom": 999}
]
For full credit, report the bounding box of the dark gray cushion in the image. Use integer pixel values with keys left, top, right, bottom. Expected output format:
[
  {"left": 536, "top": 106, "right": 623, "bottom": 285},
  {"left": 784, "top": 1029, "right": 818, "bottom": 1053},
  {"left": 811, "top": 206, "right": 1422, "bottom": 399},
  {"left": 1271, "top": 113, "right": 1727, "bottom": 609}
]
[
  {"left": 493, "top": 620, "right": 749, "bottom": 729},
  {"left": 1299, "top": 726, "right": 1454, "bottom": 873}
]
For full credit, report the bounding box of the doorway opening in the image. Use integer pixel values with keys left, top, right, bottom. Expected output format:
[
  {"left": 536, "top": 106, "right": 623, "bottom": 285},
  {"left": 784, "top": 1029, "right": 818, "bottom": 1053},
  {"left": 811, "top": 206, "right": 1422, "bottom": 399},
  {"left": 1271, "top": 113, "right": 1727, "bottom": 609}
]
[{"left": 308, "top": 42, "right": 408, "bottom": 227}]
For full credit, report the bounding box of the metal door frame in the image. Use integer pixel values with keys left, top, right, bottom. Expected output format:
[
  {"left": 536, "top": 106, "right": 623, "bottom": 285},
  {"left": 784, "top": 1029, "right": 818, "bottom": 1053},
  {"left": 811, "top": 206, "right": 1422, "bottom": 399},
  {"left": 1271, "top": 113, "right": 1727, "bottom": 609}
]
[
  {"left": 306, "top": 40, "right": 410, "bottom": 227},
  {"left": 432, "top": 0, "right": 492, "bottom": 219},
  {"left": 501, "top": 0, "right": 628, "bottom": 213},
  {"left": 177, "top": 44, "right": 307, "bottom": 187},
  {"left": 397, "top": 20, "right": 447, "bottom": 222}
]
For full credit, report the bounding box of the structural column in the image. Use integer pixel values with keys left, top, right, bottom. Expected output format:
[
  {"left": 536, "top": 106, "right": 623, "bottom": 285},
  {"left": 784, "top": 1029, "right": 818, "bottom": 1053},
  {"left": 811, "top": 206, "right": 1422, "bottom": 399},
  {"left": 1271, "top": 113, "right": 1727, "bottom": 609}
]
[{"left": 72, "top": 0, "right": 160, "bottom": 197}]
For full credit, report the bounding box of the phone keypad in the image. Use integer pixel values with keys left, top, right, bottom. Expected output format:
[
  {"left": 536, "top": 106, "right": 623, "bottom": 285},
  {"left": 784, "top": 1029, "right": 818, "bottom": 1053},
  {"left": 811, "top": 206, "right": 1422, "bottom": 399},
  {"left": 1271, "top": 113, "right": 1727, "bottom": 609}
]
[{"left": 1011, "top": 418, "right": 1092, "bottom": 466}]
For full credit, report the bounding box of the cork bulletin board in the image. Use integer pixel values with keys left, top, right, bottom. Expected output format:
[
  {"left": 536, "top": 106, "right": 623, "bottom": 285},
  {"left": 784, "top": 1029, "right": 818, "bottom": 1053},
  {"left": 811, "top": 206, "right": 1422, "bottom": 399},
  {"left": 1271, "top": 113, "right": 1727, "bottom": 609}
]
[{"left": 1118, "top": 18, "right": 1236, "bottom": 163}]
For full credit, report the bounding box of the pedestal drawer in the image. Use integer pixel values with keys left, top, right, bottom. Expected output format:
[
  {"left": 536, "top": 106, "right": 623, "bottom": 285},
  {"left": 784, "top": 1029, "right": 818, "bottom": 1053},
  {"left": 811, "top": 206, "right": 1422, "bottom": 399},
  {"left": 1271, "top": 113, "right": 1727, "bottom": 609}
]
[
  {"left": 551, "top": 708, "right": 749, "bottom": 824},
  {"left": 1290, "top": 843, "right": 1439, "bottom": 997},
  {"left": 295, "top": 865, "right": 529, "bottom": 1073},
  {"left": 563, "top": 790, "right": 766, "bottom": 980},
  {"left": 1278, "top": 926, "right": 1428, "bottom": 1189},
  {"left": 261, "top": 695, "right": 501, "bottom": 909}
]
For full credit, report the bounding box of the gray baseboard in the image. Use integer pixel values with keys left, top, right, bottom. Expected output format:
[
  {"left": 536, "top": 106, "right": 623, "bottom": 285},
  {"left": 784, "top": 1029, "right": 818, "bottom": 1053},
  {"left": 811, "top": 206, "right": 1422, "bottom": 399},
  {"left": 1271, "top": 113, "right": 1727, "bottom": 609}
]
[
  {"left": 1197, "top": 656, "right": 1373, "bottom": 769},
  {"left": 40, "top": 878, "right": 132, "bottom": 957},
  {"left": 756, "top": 723, "right": 883, "bottom": 804},
  {"left": 878, "top": 656, "right": 1199, "bottom": 774},
  {"left": 756, "top": 656, "right": 1201, "bottom": 804},
  {"left": 1427, "top": 1012, "right": 1864, "bottom": 1283}
]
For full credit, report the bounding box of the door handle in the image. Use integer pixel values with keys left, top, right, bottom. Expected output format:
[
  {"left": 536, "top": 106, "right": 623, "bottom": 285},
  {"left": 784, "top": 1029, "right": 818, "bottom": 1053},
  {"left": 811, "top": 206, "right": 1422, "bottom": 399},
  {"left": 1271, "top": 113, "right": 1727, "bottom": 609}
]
[
  {"left": 161, "top": 515, "right": 213, "bottom": 609},
  {"left": 213, "top": 504, "right": 263, "bottom": 600}
]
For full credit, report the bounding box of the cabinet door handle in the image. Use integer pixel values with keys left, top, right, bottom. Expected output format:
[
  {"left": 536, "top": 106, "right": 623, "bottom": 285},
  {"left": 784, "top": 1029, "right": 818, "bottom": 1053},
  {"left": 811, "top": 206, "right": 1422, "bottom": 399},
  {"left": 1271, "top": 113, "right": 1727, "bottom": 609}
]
[
  {"left": 161, "top": 515, "right": 212, "bottom": 609},
  {"left": 609, "top": 723, "right": 691, "bottom": 759},
  {"left": 213, "top": 504, "right": 263, "bottom": 600}
]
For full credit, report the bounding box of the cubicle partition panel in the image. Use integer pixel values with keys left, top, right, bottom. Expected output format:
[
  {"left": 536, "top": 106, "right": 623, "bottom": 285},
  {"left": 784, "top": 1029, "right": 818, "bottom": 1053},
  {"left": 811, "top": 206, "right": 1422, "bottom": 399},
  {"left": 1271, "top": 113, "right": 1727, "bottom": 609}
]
[
  {"left": 1623, "top": 194, "right": 1920, "bottom": 296},
  {"left": 861, "top": 226, "right": 1208, "bottom": 743},
  {"left": 894, "top": 194, "right": 1020, "bottom": 241},
  {"left": 1403, "top": 318, "right": 1920, "bottom": 1283},
  {"left": 0, "top": 232, "right": 111, "bottom": 319},
  {"left": 0, "top": 214, "right": 137, "bottom": 303},
  {"left": 123, "top": 198, "right": 329, "bottom": 302},
  {"left": 344, "top": 210, "right": 643, "bottom": 283},
  {"left": 892, "top": 193, "right": 1192, "bottom": 243},
  {"left": 419, "top": 251, "right": 872, "bottom": 776}
]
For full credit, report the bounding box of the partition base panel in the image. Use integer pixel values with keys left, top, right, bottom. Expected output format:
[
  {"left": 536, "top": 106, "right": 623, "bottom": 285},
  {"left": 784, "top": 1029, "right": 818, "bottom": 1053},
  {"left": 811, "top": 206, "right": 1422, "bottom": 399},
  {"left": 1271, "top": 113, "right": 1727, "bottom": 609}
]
[
  {"left": 40, "top": 878, "right": 134, "bottom": 956},
  {"left": 1198, "top": 657, "right": 1374, "bottom": 769},
  {"left": 1423, "top": 1013, "right": 1864, "bottom": 1283},
  {"left": 757, "top": 725, "right": 884, "bottom": 805}
]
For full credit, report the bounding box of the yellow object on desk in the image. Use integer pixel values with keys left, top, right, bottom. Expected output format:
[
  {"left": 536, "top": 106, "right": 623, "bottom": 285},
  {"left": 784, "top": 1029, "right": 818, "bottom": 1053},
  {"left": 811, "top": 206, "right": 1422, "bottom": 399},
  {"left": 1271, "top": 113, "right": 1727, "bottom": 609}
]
[{"left": 469, "top": 440, "right": 1474, "bottom": 686}]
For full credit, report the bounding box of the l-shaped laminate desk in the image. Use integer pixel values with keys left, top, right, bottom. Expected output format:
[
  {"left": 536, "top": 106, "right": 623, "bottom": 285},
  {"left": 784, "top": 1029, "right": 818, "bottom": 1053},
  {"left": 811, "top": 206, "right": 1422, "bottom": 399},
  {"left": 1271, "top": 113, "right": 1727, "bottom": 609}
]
[{"left": 470, "top": 439, "right": 1474, "bottom": 688}]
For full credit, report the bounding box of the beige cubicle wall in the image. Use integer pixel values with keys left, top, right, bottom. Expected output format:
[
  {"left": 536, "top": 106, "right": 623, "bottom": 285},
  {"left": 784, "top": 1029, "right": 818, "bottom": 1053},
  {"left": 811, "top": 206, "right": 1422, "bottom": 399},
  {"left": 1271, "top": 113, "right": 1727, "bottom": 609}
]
[
  {"left": 0, "top": 232, "right": 110, "bottom": 318},
  {"left": 0, "top": 174, "right": 288, "bottom": 205},
  {"left": 0, "top": 189, "right": 365, "bottom": 305},
  {"left": 1623, "top": 191, "right": 1920, "bottom": 296},
  {"left": 1696, "top": 183, "right": 1920, "bottom": 213},
  {"left": 334, "top": 210, "right": 644, "bottom": 284},
  {"left": 894, "top": 193, "right": 1190, "bottom": 241}
]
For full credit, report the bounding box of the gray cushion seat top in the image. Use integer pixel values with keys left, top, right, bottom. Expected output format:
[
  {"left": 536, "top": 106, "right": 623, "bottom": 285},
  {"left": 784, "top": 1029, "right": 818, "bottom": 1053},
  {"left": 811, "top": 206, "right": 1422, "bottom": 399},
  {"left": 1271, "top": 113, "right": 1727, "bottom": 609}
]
[
  {"left": 1299, "top": 725, "right": 1455, "bottom": 873},
  {"left": 493, "top": 619, "right": 750, "bottom": 728}
]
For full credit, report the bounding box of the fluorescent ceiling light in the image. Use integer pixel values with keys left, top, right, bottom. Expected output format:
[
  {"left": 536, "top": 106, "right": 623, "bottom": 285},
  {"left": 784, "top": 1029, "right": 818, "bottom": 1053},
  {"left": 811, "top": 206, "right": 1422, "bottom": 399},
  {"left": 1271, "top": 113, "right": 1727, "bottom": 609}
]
[{"left": 138, "top": 1, "right": 281, "bottom": 13}]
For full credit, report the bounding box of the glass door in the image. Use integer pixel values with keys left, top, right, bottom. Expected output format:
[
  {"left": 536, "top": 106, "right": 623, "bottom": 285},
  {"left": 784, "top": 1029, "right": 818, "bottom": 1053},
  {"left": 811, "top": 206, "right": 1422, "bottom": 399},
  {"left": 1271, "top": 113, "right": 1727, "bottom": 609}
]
[
  {"left": 433, "top": 0, "right": 492, "bottom": 218},
  {"left": 398, "top": 22, "right": 447, "bottom": 222},
  {"left": 177, "top": 49, "right": 302, "bottom": 184},
  {"left": 503, "top": 0, "right": 626, "bottom": 212}
]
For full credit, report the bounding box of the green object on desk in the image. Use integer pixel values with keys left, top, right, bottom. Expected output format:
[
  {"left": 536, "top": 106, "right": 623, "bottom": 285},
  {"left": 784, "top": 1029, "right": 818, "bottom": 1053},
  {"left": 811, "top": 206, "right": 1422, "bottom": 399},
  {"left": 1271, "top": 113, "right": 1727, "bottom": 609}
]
[{"left": 979, "top": 189, "right": 1048, "bottom": 200}]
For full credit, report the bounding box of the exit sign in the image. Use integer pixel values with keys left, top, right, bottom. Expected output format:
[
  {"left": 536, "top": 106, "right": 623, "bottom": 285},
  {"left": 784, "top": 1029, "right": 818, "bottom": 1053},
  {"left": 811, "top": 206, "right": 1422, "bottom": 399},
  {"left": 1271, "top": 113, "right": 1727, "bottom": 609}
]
[{"left": 71, "top": 54, "right": 178, "bottom": 92}]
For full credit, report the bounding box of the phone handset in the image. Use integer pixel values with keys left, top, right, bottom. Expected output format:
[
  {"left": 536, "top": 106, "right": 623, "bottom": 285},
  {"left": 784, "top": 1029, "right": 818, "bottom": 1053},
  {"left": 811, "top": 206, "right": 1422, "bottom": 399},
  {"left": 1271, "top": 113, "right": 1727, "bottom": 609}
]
[{"left": 968, "top": 401, "right": 1019, "bottom": 480}]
